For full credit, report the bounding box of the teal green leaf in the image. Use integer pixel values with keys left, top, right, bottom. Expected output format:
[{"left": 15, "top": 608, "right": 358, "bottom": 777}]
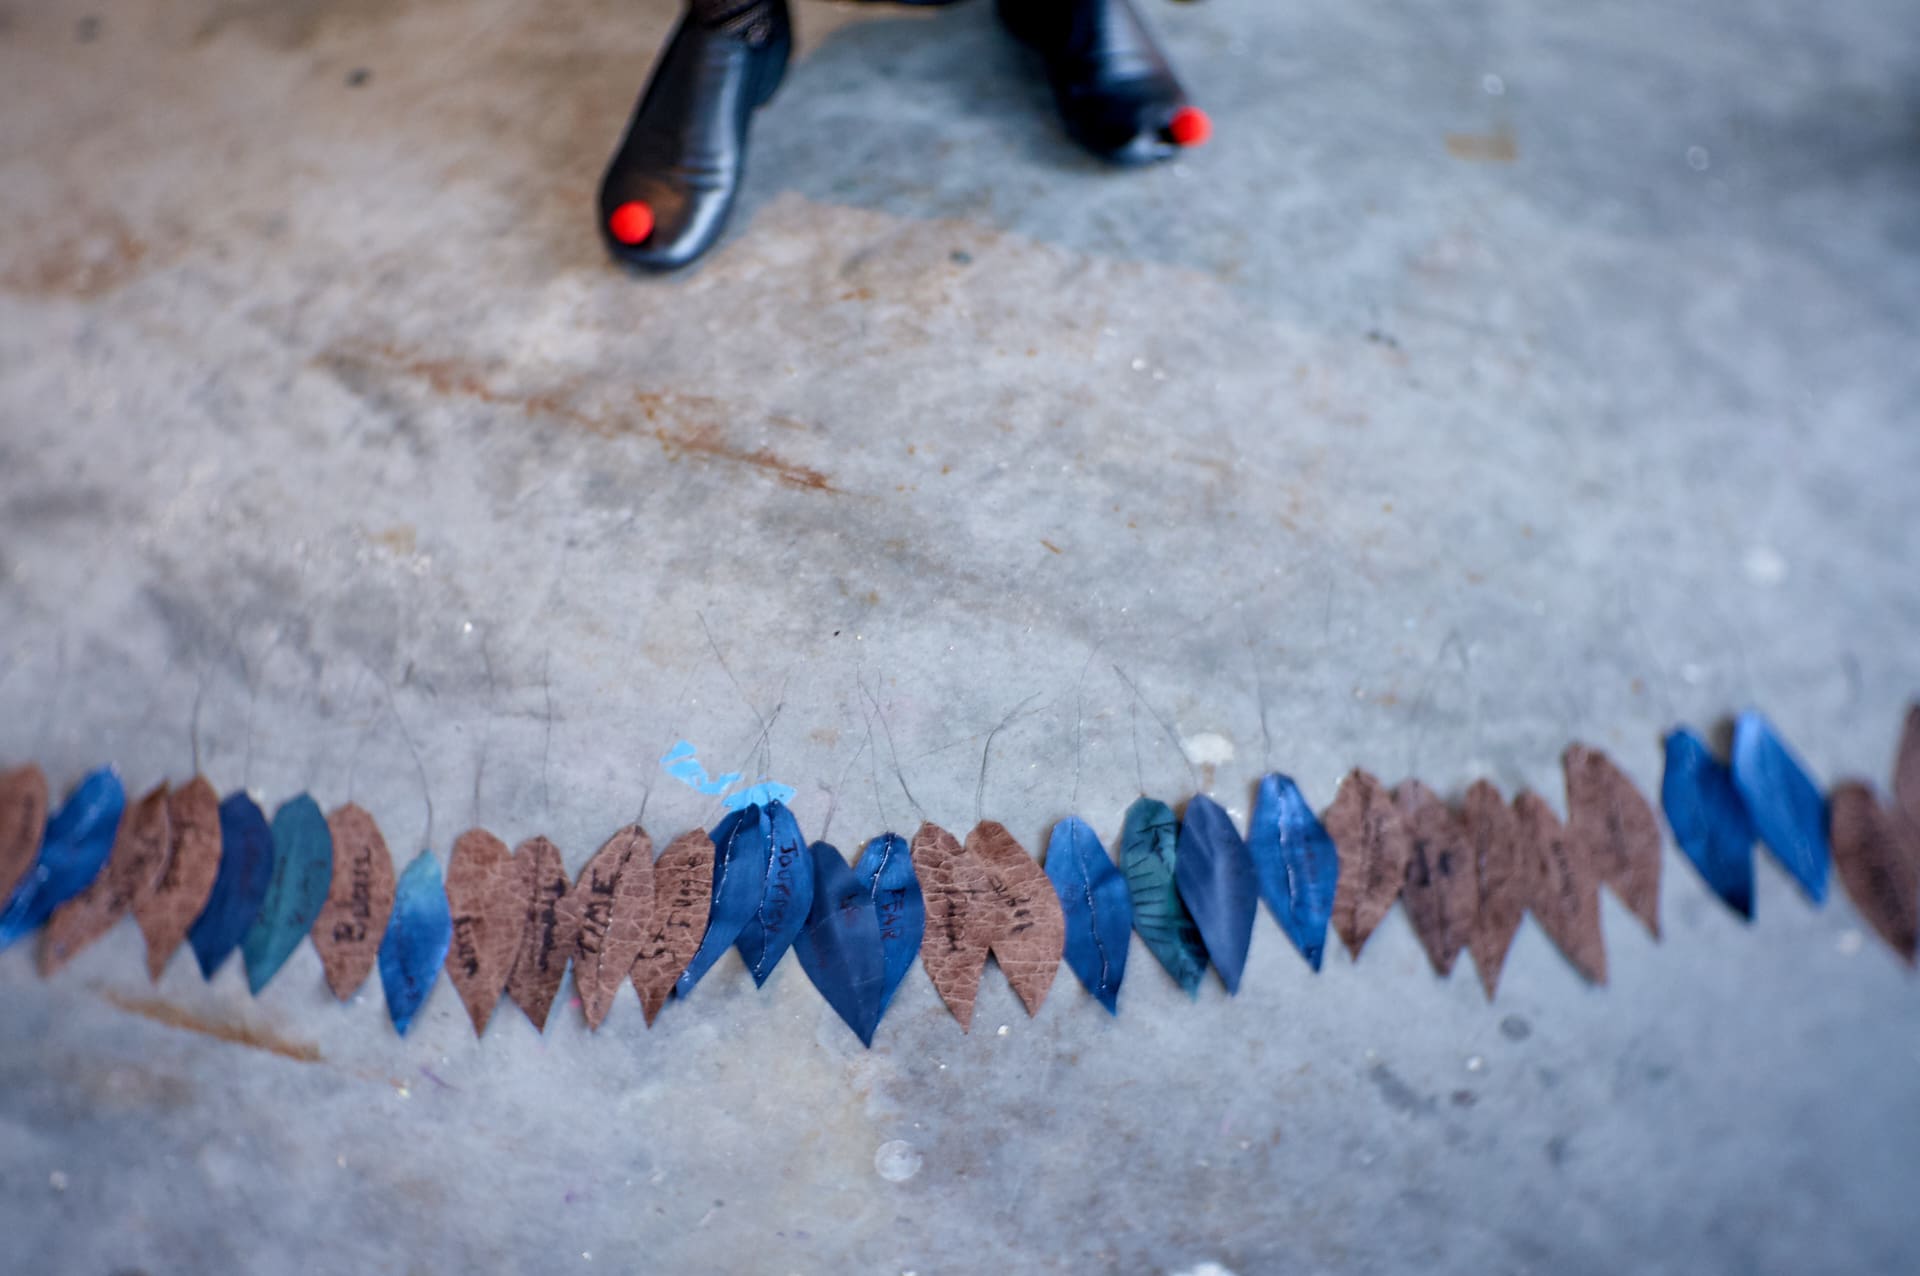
[
  {"left": 241, "top": 794, "right": 334, "bottom": 994},
  {"left": 1119, "top": 797, "right": 1206, "bottom": 997}
]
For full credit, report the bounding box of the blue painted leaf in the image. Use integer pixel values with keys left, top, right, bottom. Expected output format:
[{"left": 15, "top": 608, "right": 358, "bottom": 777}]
[
  {"left": 187, "top": 793, "right": 277, "bottom": 979},
  {"left": 1730, "top": 711, "right": 1830, "bottom": 905},
  {"left": 0, "top": 767, "right": 124, "bottom": 950},
  {"left": 1174, "top": 795, "right": 1257, "bottom": 993},
  {"left": 853, "top": 831, "right": 923, "bottom": 1019},
  {"left": 241, "top": 794, "right": 334, "bottom": 994},
  {"left": 675, "top": 804, "right": 770, "bottom": 997},
  {"left": 1661, "top": 728, "right": 1756, "bottom": 918},
  {"left": 1119, "top": 796, "right": 1207, "bottom": 997},
  {"left": 1247, "top": 773, "right": 1341, "bottom": 971},
  {"left": 1045, "top": 816, "right": 1133, "bottom": 1014},
  {"left": 379, "top": 851, "right": 452, "bottom": 1036},
  {"left": 734, "top": 800, "right": 814, "bottom": 985},
  {"left": 793, "top": 842, "right": 887, "bottom": 1046}
]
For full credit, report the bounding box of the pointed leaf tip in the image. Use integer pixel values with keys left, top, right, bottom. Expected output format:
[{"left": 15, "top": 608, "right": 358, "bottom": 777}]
[
  {"left": 380, "top": 851, "right": 452, "bottom": 1036},
  {"left": 242, "top": 794, "right": 334, "bottom": 995},
  {"left": 794, "top": 842, "right": 887, "bottom": 1046},
  {"left": 1046, "top": 817, "right": 1132, "bottom": 1014},
  {"left": 1324, "top": 770, "right": 1411, "bottom": 961},
  {"left": 186, "top": 791, "right": 276, "bottom": 979},
  {"left": 1174, "top": 795, "right": 1256, "bottom": 994},
  {"left": 311, "top": 803, "right": 397, "bottom": 1000},
  {"left": 0, "top": 767, "right": 123, "bottom": 951},
  {"left": 853, "top": 832, "right": 923, "bottom": 1022},
  {"left": 734, "top": 801, "right": 813, "bottom": 987},
  {"left": 1731, "top": 712, "right": 1830, "bottom": 905},
  {"left": 1661, "top": 728, "right": 1755, "bottom": 919},
  {"left": 1248, "top": 774, "right": 1339, "bottom": 972},
  {"left": 1120, "top": 797, "right": 1206, "bottom": 997},
  {"left": 1395, "top": 780, "right": 1474, "bottom": 978}
]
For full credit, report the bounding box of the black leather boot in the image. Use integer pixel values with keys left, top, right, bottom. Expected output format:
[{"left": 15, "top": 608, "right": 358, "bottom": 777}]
[
  {"left": 998, "top": 0, "right": 1209, "bottom": 165},
  {"left": 598, "top": 0, "right": 793, "bottom": 271}
]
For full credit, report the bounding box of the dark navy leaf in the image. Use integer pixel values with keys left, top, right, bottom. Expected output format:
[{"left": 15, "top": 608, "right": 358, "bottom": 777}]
[
  {"left": 380, "top": 851, "right": 452, "bottom": 1036},
  {"left": 0, "top": 767, "right": 124, "bottom": 950},
  {"left": 1174, "top": 795, "right": 1257, "bottom": 993},
  {"left": 1730, "top": 711, "right": 1830, "bottom": 904},
  {"left": 1119, "top": 797, "right": 1207, "bottom": 997},
  {"left": 793, "top": 842, "right": 887, "bottom": 1046},
  {"left": 734, "top": 801, "right": 814, "bottom": 986},
  {"left": 187, "top": 793, "right": 277, "bottom": 979},
  {"left": 1246, "top": 773, "right": 1341, "bottom": 971},
  {"left": 241, "top": 794, "right": 334, "bottom": 994},
  {"left": 1045, "top": 816, "right": 1133, "bottom": 1014},
  {"left": 675, "top": 804, "right": 770, "bottom": 997},
  {"left": 1661, "top": 728, "right": 1756, "bottom": 918},
  {"left": 853, "top": 831, "right": 923, "bottom": 1019}
]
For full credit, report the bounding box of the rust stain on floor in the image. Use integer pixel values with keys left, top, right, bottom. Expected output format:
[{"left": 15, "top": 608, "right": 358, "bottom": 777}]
[
  {"left": 101, "top": 990, "right": 323, "bottom": 1064},
  {"left": 1445, "top": 130, "right": 1518, "bottom": 162},
  {"left": 325, "top": 344, "right": 837, "bottom": 492},
  {"left": 1, "top": 213, "right": 155, "bottom": 301}
]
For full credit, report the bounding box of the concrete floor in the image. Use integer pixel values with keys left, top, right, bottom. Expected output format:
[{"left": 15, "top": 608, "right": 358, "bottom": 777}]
[{"left": 3, "top": 0, "right": 1919, "bottom": 1271}]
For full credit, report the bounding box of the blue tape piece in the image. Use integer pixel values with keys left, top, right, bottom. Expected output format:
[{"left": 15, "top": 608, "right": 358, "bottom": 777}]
[
  {"left": 724, "top": 780, "right": 797, "bottom": 811},
  {"left": 1661, "top": 728, "right": 1756, "bottom": 919},
  {"left": 1247, "top": 773, "right": 1340, "bottom": 972},
  {"left": 734, "top": 801, "right": 813, "bottom": 985},
  {"left": 1174, "top": 795, "right": 1257, "bottom": 993},
  {"left": 0, "top": 767, "right": 124, "bottom": 950},
  {"left": 241, "top": 793, "right": 335, "bottom": 994},
  {"left": 380, "top": 851, "right": 452, "bottom": 1036},
  {"left": 188, "top": 793, "right": 277, "bottom": 979},
  {"left": 793, "top": 842, "right": 887, "bottom": 1046},
  {"left": 1046, "top": 816, "right": 1134, "bottom": 1014},
  {"left": 853, "top": 832, "right": 923, "bottom": 1021},
  {"left": 660, "top": 740, "right": 741, "bottom": 796},
  {"left": 1730, "top": 711, "right": 1830, "bottom": 905}
]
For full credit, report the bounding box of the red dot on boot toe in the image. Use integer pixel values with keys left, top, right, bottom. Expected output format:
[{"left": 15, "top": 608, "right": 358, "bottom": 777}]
[
  {"left": 1167, "top": 106, "right": 1212, "bottom": 148},
  {"left": 608, "top": 201, "right": 654, "bottom": 245}
]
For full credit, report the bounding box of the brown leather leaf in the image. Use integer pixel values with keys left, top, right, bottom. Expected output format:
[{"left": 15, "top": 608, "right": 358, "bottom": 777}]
[
  {"left": 1829, "top": 781, "right": 1920, "bottom": 965},
  {"left": 559, "top": 824, "right": 655, "bottom": 1029},
  {"left": 1563, "top": 744, "right": 1662, "bottom": 938},
  {"left": 41, "top": 784, "right": 172, "bottom": 976},
  {"left": 1895, "top": 704, "right": 1920, "bottom": 834},
  {"left": 506, "top": 835, "right": 576, "bottom": 1032},
  {"left": 1396, "top": 779, "right": 1476, "bottom": 977},
  {"left": 1463, "top": 779, "right": 1526, "bottom": 1000},
  {"left": 1514, "top": 791, "right": 1607, "bottom": 985},
  {"left": 968, "top": 820, "right": 1065, "bottom": 1019},
  {"left": 311, "top": 802, "right": 397, "bottom": 1000},
  {"left": 444, "top": 828, "right": 530, "bottom": 1036},
  {"left": 915, "top": 820, "right": 994, "bottom": 1031},
  {"left": 631, "top": 828, "right": 714, "bottom": 1026},
  {"left": 132, "top": 776, "right": 222, "bottom": 981},
  {"left": 0, "top": 763, "right": 50, "bottom": 904},
  {"left": 1325, "top": 769, "right": 1411, "bottom": 960}
]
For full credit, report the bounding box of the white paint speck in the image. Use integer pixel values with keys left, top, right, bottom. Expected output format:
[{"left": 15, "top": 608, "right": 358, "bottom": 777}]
[
  {"left": 1743, "top": 545, "right": 1788, "bottom": 587},
  {"left": 49, "top": 1170, "right": 68, "bottom": 1191},
  {"left": 1837, "top": 929, "right": 1864, "bottom": 956},
  {"left": 1170, "top": 1264, "right": 1240, "bottom": 1276},
  {"left": 874, "top": 1140, "right": 923, "bottom": 1183},
  {"left": 1181, "top": 732, "right": 1235, "bottom": 768},
  {"left": 462, "top": 620, "right": 474, "bottom": 634},
  {"left": 997, "top": 1024, "right": 1010, "bottom": 1036},
  {"left": 1466, "top": 1055, "right": 1485, "bottom": 1072},
  {"left": 1482, "top": 73, "right": 1505, "bottom": 96}
]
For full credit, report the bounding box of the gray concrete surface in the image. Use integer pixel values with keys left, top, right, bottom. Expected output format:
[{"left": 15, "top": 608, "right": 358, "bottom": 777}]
[{"left": 2, "top": 0, "right": 1918, "bottom": 1272}]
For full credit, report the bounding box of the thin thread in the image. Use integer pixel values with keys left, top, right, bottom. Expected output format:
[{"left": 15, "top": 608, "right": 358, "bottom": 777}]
[{"left": 1112, "top": 664, "right": 1199, "bottom": 793}]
